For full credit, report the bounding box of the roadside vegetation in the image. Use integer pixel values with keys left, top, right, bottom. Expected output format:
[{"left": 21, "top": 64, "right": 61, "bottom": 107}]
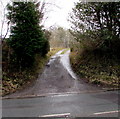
[
  {"left": 2, "top": 1, "right": 119, "bottom": 96},
  {"left": 61, "top": 48, "right": 70, "bottom": 54},
  {"left": 2, "top": 46, "right": 64, "bottom": 96},
  {"left": 49, "top": 27, "right": 70, "bottom": 48},
  {"left": 47, "top": 47, "right": 64, "bottom": 57},
  {"left": 2, "top": 1, "right": 50, "bottom": 96},
  {"left": 69, "top": 2, "right": 120, "bottom": 88},
  {"left": 2, "top": 1, "right": 70, "bottom": 96}
]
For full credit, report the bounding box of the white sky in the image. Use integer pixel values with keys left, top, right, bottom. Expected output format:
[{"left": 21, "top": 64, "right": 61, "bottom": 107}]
[
  {"left": 43, "top": 0, "right": 79, "bottom": 28},
  {"left": 0, "top": 0, "right": 79, "bottom": 37}
]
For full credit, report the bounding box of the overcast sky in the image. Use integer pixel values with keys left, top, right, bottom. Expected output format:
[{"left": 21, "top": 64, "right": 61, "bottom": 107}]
[
  {"left": 0, "top": 0, "right": 79, "bottom": 37},
  {"left": 43, "top": 0, "right": 79, "bottom": 28}
]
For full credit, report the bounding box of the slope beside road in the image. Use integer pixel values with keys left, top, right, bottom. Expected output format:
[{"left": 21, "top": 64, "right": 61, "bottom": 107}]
[
  {"left": 2, "top": 49, "right": 119, "bottom": 118},
  {"left": 3, "top": 49, "right": 102, "bottom": 99}
]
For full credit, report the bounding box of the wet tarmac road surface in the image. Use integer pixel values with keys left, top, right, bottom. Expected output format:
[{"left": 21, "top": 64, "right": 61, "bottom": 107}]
[
  {"left": 2, "top": 90, "right": 119, "bottom": 117},
  {"left": 4, "top": 49, "right": 102, "bottom": 99},
  {"left": 2, "top": 50, "right": 119, "bottom": 118}
]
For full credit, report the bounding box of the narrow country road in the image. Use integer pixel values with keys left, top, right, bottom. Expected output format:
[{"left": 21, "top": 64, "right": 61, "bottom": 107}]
[
  {"left": 2, "top": 49, "right": 119, "bottom": 118},
  {"left": 4, "top": 49, "right": 102, "bottom": 99}
]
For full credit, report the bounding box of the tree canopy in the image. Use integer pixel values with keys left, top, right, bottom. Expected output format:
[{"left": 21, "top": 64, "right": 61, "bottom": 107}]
[
  {"left": 70, "top": 1, "right": 120, "bottom": 58},
  {"left": 7, "top": 1, "right": 49, "bottom": 68}
]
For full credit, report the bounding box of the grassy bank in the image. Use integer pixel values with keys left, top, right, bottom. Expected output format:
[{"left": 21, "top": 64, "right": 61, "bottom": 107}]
[
  {"left": 70, "top": 50, "right": 119, "bottom": 89},
  {"left": 2, "top": 47, "right": 64, "bottom": 96},
  {"left": 47, "top": 47, "right": 64, "bottom": 57},
  {"left": 60, "top": 48, "right": 70, "bottom": 54}
]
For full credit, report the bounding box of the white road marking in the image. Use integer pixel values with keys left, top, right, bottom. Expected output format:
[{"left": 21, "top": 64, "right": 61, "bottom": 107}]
[
  {"left": 51, "top": 94, "right": 70, "bottom": 97},
  {"left": 39, "top": 113, "right": 70, "bottom": 117},
  {"left": 94, "top": 110, "right": 120, "bottom": 115}
]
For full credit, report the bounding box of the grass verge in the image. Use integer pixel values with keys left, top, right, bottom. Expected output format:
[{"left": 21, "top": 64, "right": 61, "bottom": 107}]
[
  {"left": 47, "top": 47, "right": 64, "bottom": 57},
  {"left": 60, "top": 48, "right": 70, "bottom": 54},
  {"left": 70, "top": 51, "right": 119, "bottom": 89},
  {"left": 2, "top": 47, "right": 64, "bottom": 96}
]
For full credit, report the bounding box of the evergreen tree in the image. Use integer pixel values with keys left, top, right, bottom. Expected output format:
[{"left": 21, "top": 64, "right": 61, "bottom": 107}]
[{"left": 7, "top": 1, "right": 49, "bottom": 68}]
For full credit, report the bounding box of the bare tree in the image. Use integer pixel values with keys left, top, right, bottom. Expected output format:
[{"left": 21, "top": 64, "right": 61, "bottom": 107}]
[{"left": 0, "top": 0, "right": 10, "bottom": 42}]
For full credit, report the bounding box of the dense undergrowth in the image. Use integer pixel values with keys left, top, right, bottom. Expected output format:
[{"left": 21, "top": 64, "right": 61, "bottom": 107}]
[
  {"left": 2, "top": 47, "right": 63, "bottom": 96},
  {"left": 70, "top": 47, "right": 120, "bottom": 89},
  {"left": 2, "top": 55, "right": 48, "bottom": 96},
  {"left": 69, "top": 2, "right": 120, "bottom": 89}
]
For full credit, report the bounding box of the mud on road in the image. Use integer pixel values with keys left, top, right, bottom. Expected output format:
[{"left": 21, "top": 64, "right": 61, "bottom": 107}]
[{"left": 4, "top": 49, "right": 102, "bottom": 98}]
